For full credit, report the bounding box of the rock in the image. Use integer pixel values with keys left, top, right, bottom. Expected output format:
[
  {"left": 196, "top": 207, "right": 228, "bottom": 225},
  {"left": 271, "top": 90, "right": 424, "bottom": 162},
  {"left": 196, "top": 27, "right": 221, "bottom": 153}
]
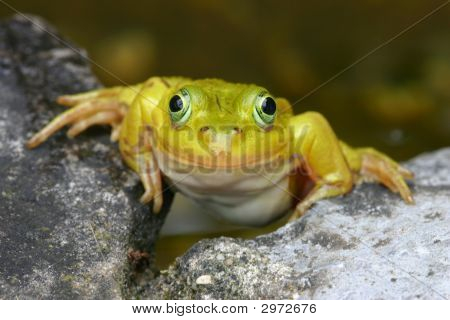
[
  {"left": 0, "top": 15, "right": 173, "bottom": 299},
  {"left": 143, "top": 148, "right": 450, "bottom": 299}
]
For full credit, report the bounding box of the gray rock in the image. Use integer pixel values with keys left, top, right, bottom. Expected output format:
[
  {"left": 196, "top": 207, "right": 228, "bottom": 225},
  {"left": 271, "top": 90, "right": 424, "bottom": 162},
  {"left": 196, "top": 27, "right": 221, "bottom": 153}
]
[
  {"left": 143, "top": 148, "right": 450, "bottom": 299},
  {"left": 0, "top": 15, "right": 173, "bottom": 299}
]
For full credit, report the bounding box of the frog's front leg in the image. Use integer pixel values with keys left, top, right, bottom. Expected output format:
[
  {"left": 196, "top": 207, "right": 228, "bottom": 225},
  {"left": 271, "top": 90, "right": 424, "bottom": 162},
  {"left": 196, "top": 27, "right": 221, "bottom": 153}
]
[
  {"left": 288, "top": 112, "right": 353, "bottom": 220},
  {"left": 117, "top": 80, "right": 170, "bottom": 214},
  {"left": 288, "top": 111, "right": 413, "bottom": 220},
  {"left": 26, "top": 84, "right": 163, "bottom": 209},
  {"left": 121, "top": 124, "right": 163, "bottom": 213},
  {"left": 27, "top": 77, "right": 182, "bottom": 214}
]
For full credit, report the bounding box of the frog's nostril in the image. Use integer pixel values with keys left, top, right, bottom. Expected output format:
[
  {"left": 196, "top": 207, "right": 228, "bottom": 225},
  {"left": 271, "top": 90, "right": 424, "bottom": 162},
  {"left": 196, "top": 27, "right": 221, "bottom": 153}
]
[
  {"left": 200, "top": 126, "right": 241, "bottom": 135},
  {"left": 232, "top": 127, "right": 242, "bottom": 134}
]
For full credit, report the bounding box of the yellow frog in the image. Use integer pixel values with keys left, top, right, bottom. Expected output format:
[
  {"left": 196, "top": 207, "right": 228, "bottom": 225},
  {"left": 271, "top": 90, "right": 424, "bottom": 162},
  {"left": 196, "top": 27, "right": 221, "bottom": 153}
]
[{"left": 27, "top": 77, "right": 414, "bottom": 226}]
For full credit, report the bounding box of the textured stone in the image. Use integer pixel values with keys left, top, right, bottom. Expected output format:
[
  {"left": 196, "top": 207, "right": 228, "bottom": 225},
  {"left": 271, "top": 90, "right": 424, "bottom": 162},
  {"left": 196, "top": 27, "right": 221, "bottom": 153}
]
[
  {"left": 143, "top": 148, "right": 450, "bottom": 299},
  {"left": 0, "top": 15, "right": 172, "bottom": 299}
]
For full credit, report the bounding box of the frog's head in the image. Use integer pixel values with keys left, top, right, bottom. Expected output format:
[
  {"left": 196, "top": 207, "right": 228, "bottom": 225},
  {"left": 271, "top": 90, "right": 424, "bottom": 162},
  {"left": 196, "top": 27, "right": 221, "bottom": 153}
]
[{"left": 150, "top": 79, "right": 293, "bottom": 171}]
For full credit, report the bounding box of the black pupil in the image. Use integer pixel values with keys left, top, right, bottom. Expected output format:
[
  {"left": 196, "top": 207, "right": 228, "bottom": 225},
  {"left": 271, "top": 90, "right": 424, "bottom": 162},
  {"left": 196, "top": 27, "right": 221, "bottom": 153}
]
[
  {"left": 261, "top": 97, "right": 276, "bottom": 115},
  {"left": 169, "top": 95, "right": 183, "bottom": 112}
]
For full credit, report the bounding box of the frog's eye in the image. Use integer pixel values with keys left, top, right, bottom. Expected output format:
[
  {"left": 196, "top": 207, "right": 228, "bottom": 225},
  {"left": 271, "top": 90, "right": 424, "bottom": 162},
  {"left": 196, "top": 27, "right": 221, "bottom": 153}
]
[
  {"left": 253, "top": 93, "right": 277, "bottom": 129},
  {"left": 168, "top": 88, "right": 191, "bottom": 127}
]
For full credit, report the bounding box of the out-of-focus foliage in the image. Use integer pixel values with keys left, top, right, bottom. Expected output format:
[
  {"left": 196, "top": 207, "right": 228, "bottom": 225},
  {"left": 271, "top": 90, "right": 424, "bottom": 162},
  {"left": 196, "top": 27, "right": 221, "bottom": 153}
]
[{"left": 1, "top": 0, "right": 449, "bottom": 159}]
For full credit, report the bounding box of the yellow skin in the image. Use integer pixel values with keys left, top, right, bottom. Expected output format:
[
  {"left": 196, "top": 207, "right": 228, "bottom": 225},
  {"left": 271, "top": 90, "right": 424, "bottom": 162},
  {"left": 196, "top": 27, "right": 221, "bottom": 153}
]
[{"left": 27, "top": 77, "right": 414, "bottom": 226}]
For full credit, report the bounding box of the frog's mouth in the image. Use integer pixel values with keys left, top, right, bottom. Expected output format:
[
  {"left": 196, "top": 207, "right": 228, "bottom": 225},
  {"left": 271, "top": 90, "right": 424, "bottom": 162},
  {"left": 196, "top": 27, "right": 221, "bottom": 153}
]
[{"left": 155, "top": 141, "right": 290, "bottom": 171}]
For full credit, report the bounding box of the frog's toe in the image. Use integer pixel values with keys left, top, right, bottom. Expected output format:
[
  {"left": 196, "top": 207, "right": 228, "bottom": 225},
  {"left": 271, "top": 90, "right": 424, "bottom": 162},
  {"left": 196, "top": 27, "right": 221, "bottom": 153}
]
[
  {"left": 398, "top": 165, "right": 414, "bottom": 180},
  {"left": 138, "top": 164, "right": 163, "bottom": 213},
  {"left": 399, "top": 180, "right": 414, "bottom": 204},
  {"left": 139, "top": 189, "right": 154, "bottom": 205},
  {"left": 385, "top": 169, "right": 414, "bottom": 203},
  {"left": 57, "top": 87, "right": 122, "bottom": 107},
  {"left": 150, "top": 171, "right": 163, "bottom": 213},
  {"left": 27, "top": 130, "right": 50, "bottom": 149},
  {"left": 66, "top": 110, "right": 121, "bottom": 138},
  {"left": 289, "top": 202, "right": 309, "bottom": 222},
  {"left": 152, "top": 195, "right": 163, "bottom": 213},
  {"left": 57, "top": 95, "right": 84, "bottom": 107},
  {"left": 139, "top": 187, "right": 163, "bottom": 214},
  {"left": 110, "top": 123, "right": 122, "bottom": 142},
  {"left": 361, "top": 153, "right": 414, "bottom": 204}
]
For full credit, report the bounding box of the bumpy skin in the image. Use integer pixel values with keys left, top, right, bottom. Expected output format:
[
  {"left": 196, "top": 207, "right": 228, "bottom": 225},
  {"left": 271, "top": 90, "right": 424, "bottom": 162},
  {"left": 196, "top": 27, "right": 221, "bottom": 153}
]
[{"left": 27, "top": 77, "right": 414, "bottom": 225}]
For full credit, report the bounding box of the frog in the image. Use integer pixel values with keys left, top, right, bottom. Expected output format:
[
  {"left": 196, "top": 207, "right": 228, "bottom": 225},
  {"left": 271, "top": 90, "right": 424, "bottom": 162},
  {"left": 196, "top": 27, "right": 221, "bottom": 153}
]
[{"left": 26, "top": 77, "right": 414, "bottom": 227}]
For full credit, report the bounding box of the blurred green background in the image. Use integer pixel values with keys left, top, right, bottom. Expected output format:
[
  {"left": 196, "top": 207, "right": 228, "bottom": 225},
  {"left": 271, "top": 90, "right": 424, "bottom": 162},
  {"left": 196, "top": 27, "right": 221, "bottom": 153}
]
[{"left": 1, "top": 0, "right": 449, "bottom": 160}]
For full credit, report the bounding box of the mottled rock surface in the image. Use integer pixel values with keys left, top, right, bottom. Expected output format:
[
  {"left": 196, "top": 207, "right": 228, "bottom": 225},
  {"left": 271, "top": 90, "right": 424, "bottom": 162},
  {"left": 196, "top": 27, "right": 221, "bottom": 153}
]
[
  {"left": 143, "top": 148, "right": 450, "bottom": 299},
  {"left": 0, "top": 15, "right": 172, "bottom": 299}
]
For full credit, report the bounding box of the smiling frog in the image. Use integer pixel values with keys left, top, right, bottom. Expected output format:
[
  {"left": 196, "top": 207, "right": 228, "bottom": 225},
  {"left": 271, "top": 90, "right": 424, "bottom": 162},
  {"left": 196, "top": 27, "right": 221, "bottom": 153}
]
[{"left": 27, "top": 77, "right": 414, "bottom": 226}]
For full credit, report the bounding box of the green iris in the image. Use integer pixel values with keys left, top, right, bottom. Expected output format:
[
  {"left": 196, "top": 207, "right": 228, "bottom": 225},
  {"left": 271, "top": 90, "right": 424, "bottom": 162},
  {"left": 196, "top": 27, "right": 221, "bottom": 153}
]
[
  {"left": 253, "top": 92, "right": 277, "bottom": 128},
  {"left": 168, "top": 88, "right": 191, "bottom": 127}
]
